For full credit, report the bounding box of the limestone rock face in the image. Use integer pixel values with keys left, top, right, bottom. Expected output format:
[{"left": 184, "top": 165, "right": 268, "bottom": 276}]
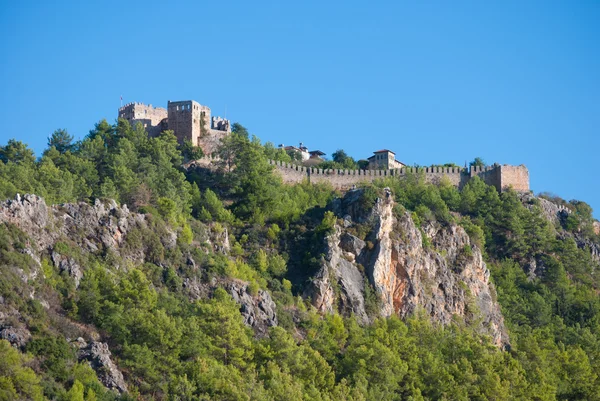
[
  {"left": 307, "top": 189, "right": 508, "bottom": 347},
  {"left": 51, "top": 251, "right": 83, "bottom": 288},
  {"left": 0, "top": 194, "right": 147, "bottom": 256},
  {"left": 227, "top": 282, "right": 278, "bottom": 337},
  {"left": 568, "top": 233, "right": 600, "bottom": 264},
  {"left": 521, "top": 194, "right": 564, "bottom": 225},
  {"left": 0, "top": 296, "right": 32, "bottom": 350},
  {"left": 305, "top": 227, "right": 368, "bottom": 323},
  {"left": 77, "top": 340, "right": 128, "bottom": 393},
  {"left": 0, "top": 194, "right": 55, "bottom": 250},
  {"left": 0, "top": 325, "right": 31, "bottom": 349},
  {"left": 518, "top": 194, "right": 600, "bottom": 265},
  {"left": 182, "top": 277, "right": 279, "bottom": 337}
]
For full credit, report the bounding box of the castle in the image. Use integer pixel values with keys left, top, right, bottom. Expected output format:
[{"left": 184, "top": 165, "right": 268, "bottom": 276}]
[
  {"left": 118, "top": 100, "right": 530, "bottom": 193},
  {"left": 118, "top": 100, "right": 231, "bottom": 155}
]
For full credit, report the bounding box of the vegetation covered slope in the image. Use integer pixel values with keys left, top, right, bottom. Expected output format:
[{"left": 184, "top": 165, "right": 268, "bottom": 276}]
[{"left": 0, "top": 120, "right": 599, "bottom": 400}]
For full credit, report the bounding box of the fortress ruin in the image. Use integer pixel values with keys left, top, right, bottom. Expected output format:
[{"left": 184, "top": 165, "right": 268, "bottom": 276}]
[
  {"left": 118, "top": 100, "right": 231, "bottom": 155},
  {"left": 117, "top": 99, "right": 530, "bottom": 193}
]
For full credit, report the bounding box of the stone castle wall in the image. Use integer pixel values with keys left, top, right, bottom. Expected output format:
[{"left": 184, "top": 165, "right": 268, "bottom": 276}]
[
  {"left": 202, "top": 129, "right": 229, "bottom": 157},
  {"left": 118, "top": 103, "right": 168, "bottom": 137},
  {"left": 269, "top": 161, "right": 530, "bottom": 192},
  {"left": 499, "top": 165, "right": 530, "bottom": 192}
]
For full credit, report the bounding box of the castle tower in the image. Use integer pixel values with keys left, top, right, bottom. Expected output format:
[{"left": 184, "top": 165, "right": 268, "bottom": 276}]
[{"left": 167, "top": 100, "right": 210, "bottom": 146}]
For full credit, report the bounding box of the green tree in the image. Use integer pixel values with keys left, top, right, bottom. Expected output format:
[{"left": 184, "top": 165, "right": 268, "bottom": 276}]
[
  {"left": 180, "top": 138, "right": 204, "bottom": 161},
  {"left": 64, "top": 380, "right": 85, "bottom": 401},
  {"left": 48, "top": 128, "right": 74, "bottom": 153},
  {"left": 226, "top": 135, "right": 281, "bottom": 221},
  {"left": 0, "top": 139, "right": 36, "bottom": 165},
  {"left": 469, "top": 157, "right": 485, "bottom": 167},
  {"left": 0, "top": 340, "right": 45, "bottom": 401}
]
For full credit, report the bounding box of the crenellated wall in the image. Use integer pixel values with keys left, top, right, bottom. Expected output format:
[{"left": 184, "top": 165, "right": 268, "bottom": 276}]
[
  {"left": 118, "top": 102, "right": 168, "bottom": 137},
  {"left": 269, "top": 160, "right": 530, "bottom": 192}
]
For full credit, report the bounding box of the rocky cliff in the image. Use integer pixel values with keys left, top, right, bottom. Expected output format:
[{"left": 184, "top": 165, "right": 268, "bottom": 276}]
[
  {"left": 520, "top": 193, "right": 600, "bottom": 264},
  {"left": 0, "top": 194, "right": 279, "bottom": 393},
  {"left": 306, "top": 189, "right": 509, "bottom": 347}
]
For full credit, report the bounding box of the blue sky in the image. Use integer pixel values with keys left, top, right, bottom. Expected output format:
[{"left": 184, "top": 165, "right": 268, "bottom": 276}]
[{"left": 1, "top": 1, "right": 598, "bottom": 217}]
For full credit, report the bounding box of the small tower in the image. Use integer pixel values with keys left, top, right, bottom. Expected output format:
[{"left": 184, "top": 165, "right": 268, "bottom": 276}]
[{"left": 167, "top": 100, "right": 209, "bottom": 146}]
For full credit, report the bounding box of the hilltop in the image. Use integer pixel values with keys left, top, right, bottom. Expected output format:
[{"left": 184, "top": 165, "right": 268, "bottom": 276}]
[{"left": 0, "top": 121, "right": 599, "bottom": 400}]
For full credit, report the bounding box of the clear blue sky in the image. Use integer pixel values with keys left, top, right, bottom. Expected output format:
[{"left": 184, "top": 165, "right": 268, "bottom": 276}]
[{"left": 1, "top": 1, "right": 598, "bottom": 217}]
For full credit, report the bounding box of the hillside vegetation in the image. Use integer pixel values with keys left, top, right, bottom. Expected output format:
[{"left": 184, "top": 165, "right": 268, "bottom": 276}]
[{"left": 0, "top": 120, "right": 599, "bottom": 400}]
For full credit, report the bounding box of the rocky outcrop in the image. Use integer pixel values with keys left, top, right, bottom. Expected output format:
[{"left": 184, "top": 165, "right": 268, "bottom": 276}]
[
  {"left": 519, "top": 193, "right": 571, "bottom": 226},
  {"left": 0, "top": 297, "right": 31, "bottom": 349},
  {"left": 307, "top": 189, "right": 508, "bottom": 347},
  {"left": 227, "top": 282, "right": 278, "bottom": 337},
  {"left": 183, "top": 277, "right": 278, "bottom": 337},
  {"left": 0, "top": 325, "right": 31, "bottom": 349},
  {"left": 0, "top": 194, "right": 148, "bottom": 255},
  {"left": 75, "top": 339, "right": 128, "bottom": 393},
  {"left": 518, "top": 194, "right": 600, "bottom": 264},
  {"left": 568, "top": 233, "right": 600, "bottom": 264},
  {"left": 305, "top": 228, "right": 368, "bottom": 323},
  {"left": 389, "top": 215, "right": 507, "bottom": 346},
  {"left": 51, "top": 252, "right": 83, "bottom": 288}
]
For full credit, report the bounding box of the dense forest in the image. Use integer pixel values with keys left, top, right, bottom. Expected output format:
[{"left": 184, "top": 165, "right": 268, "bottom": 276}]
[{"left": 1, "top": 119, "right": 600, "bottom": 400}]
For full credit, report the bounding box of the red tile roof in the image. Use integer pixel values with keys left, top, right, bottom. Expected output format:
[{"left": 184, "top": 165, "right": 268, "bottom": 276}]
[{"left": 373, "top": 149, "right": 395, "bottom": 154}]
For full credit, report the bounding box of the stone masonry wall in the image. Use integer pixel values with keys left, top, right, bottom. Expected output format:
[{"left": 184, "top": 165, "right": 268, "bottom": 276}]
[
  {"left": 270, "top": 161, "right": 530, "bottom": 192},
  {"left": 202, "top": 129, "right": 229, "bottom": 157},
  {"left": 499, "top": 165, "right": 530, "bottom": 192},
  {"left": 118, "top": 103, "right": 168, "bottom": 137},
  {"left": 167, "top": 101, "right": 203, "bottom": 146}
]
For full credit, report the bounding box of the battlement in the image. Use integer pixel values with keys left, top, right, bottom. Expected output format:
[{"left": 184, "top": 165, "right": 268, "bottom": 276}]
[
  {"left": 167, "top": 100, "right": 210, "bottom": 113},
  {"left": 269, "top": 160, "right": 530, "bottom": 192},
  {"left": 212, "top": 116, "right": 231, "bottom": 132},
  {"left": 118, "top": 102, "right": 168, "bottom": 137},
  {"left": 118, "top": 102, "right": 167, "bottom": 117}
]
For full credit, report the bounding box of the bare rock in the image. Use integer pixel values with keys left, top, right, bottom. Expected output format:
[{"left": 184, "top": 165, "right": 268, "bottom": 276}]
[
  {"left": 78, "top": 341, "right": 128, "bottom": 393},
  {"left": 0, "top": 194, "right": 57, "bottom": 250},
  {"left": 0, "top": 326, "right": 31, "bottom": 349},
  {"left": 227, "top": 282, "right": 277, "bottom": 337},
  {"left": 183, "top": 277, "right": 209, "bottom": 301},
  {"left": 339, "top": 232, "right": 366, "bottom": 256},
  {"left": 0, "top": 194, "right": 148, "bottom": 264},
  {"left": 210, "top": 225, "right": 231, "bottom": 254},
  {"left": 306, "top": 189, "right": 509, "bottom": 347},
  {"left": 572, "top": 234, "right": 600, "bottom": 264},
  {"left": 306, "top": 227, "right": 368, "bottom": 323},
  {"left": 51, "top": 252, "right": 83, "bottom": 288},
  {"left": 519, "top": 193, "right": 572, "bottom": 227}
]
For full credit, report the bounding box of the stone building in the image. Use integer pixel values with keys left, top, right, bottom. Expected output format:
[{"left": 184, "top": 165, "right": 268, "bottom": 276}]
[
  {"left": 306, "top": 150, "right": 326, "bottom": 166},
  {"left": 282, "top": 143, "right": 310, "bottom": 161},
  {"left": 117, "top": 103, "right": 168, "bottom": 137},
  {"left": 367, "top": 150, "right": 406, "bottom": 170},
  {"left": 118, "top": 99, "right": 231, "bottom": 155},
  {"left": 279, "top": 143, "right": 325, "bottom": 166}
]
